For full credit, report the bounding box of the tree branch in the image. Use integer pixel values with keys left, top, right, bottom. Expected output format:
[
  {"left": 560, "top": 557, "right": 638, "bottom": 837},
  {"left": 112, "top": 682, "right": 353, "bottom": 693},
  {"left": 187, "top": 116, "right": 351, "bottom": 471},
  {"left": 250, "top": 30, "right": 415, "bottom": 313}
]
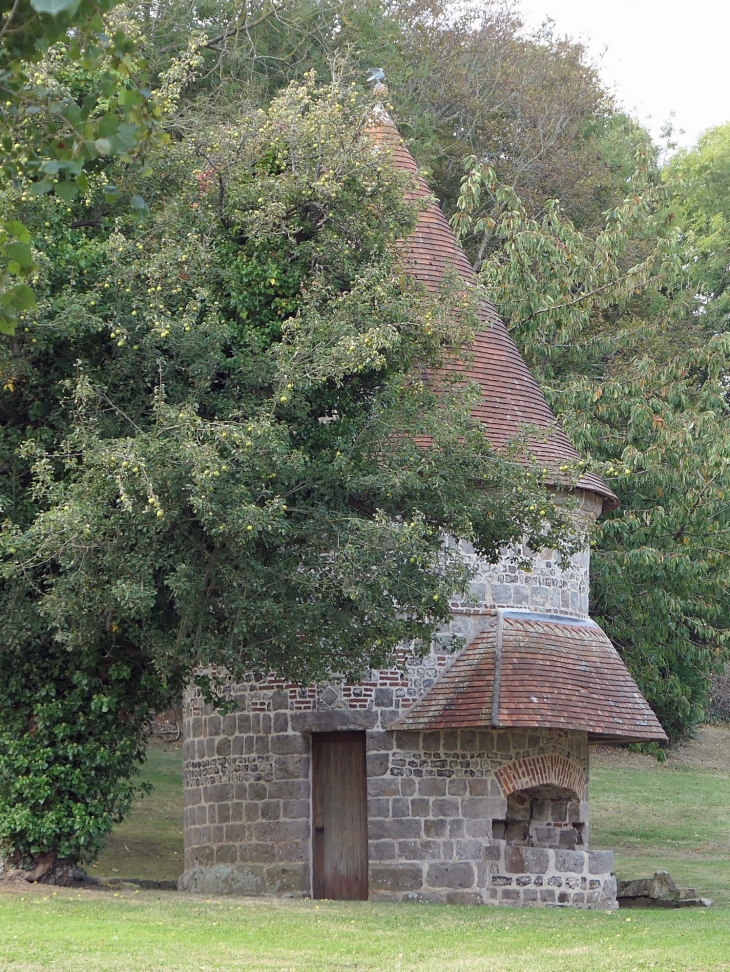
[
  {"left": 0, "top": 0, "right": 21, "bottom": 45},
  {"left": 158, "top": 1, "right": 277, "bottom": 55}
]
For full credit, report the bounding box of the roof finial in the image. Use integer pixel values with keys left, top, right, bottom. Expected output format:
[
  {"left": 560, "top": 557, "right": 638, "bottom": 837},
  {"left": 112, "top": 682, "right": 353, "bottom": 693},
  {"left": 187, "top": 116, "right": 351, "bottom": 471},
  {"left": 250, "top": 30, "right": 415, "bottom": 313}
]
[
  {"left": 366, "top": 68, "right": 389, "bottom": 122},
  {"left": 366, "top": 67, "right": 385, "bottom": 86}
]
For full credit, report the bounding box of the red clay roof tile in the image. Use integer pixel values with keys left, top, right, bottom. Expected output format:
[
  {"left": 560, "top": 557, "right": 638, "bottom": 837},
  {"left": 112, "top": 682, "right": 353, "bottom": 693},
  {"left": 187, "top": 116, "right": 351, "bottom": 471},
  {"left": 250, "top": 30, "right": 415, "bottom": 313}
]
[
  {"left": 390, "top": 614, "right": 667, "bottom": 743},
  {"left": 370, "top": 115, "right": 618, "bottom": 512}
]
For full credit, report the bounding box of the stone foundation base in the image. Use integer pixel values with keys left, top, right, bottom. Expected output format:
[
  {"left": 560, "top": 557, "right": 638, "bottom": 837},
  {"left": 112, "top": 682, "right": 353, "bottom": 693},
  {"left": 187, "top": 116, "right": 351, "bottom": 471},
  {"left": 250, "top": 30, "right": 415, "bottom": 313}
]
[
  {"left": 179, "top": 863, "right": 310, "bottom": 897},
  {"left": 486, "top": 847, "right": 617, "bottom": 908},
  {"left": 179, "top": 847, "right": 617, "bottom": 909},
  {"left": 368, "top": 846, "right": 617, "bottom": 909}
]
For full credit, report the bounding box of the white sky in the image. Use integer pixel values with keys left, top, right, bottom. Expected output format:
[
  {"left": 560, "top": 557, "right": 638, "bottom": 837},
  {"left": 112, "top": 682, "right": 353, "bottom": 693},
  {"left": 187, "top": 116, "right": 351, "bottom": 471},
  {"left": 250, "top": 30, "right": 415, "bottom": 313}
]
[{"left": 514, "top": 0, "right": 730, "bottom": 149}]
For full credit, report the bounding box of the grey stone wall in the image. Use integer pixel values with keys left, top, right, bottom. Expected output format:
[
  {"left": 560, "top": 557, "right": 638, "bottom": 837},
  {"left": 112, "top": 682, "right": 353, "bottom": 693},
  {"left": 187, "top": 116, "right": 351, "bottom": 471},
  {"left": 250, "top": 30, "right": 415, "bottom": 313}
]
[
  {"left": 364, "top": 726, "right": 608, "bottom": 906},
  {"left": 449, "top": 541, "right": 591, "bottom": 619},
  {"left": 180, "top": 679, "right": 616, "bottom": 908},
  {"left": 179, "top": 494, "right": 618, "bottom": 908},
  {"left": 445, "top": 490, "right": 602, "bottom": 624},
  {"left": 181, "top": 701, "right": 312, "bottom": 897},
  {"left": 485, "top": 846, "right": 616, "bottom": 908}
]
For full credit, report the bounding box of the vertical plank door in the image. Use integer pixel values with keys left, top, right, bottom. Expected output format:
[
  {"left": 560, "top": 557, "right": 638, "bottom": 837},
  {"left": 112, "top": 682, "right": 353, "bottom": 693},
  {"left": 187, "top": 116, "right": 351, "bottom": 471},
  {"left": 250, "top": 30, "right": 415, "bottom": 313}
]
[{"left": 312, "top": 731, "right": 368, "bottom": 900}]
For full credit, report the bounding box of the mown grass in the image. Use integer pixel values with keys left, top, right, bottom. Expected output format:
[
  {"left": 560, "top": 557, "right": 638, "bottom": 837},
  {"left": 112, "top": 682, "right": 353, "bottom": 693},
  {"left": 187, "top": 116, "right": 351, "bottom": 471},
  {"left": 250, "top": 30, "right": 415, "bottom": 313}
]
[
  {"left": 590, "top": 759, "right": 730, "bottom": 904},
  {"left": 93, "top": 740, "right": 184, "bottom": 882},
  {"left": 0, "top": 888, "right": 728, "bottom": 972},
  {"left": 2, "top": 737, "right": 729, "bottom": 971}
]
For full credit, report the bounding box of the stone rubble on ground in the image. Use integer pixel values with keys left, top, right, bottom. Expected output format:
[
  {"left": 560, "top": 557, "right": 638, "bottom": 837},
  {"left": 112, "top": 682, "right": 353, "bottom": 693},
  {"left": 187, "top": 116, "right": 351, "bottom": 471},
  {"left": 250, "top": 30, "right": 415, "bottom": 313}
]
[{"left": 617, "top": 870, "right": 712, "bottom": 908}]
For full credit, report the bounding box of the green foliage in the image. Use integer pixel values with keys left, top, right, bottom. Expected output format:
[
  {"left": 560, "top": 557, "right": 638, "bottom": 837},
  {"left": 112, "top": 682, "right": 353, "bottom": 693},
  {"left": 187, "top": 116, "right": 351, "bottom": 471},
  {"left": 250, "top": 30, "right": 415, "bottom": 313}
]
[
  {"left": 5, "top": 0, "right": 724, "bottom": 867},
  {"left": 0, "top": 77, "right": 574, "bottom": 867},
  {"left": 454, "top": 150, "right": 730, "bottom": 740},
  {"left": 0, "top": 0, "right": 165, "bottom": 331},
  {"left": 0, "top": 599, "right": 172, "bottom": 867},
  {"left": 130, "top": 0, "right": 632, "bottom": 226},
  {"left": 568, "top": 354, "right": 730, "bottom": 740},
  {"left": 665, "top": 122, "right": 730, "bottom": 334},
  {"left": 451, "top": 145, "right": 680, "bottom": 375},
  {"left": 0, "top": 219, "right": 37, "bottom": 335}
]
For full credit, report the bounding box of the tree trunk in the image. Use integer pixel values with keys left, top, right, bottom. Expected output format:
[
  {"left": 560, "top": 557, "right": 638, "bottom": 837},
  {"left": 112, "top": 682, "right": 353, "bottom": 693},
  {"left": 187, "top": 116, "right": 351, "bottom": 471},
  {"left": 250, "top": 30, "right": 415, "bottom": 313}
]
[
  {"left": 23, "top": 850, "right": 58, "bottom": 882},
  {"left": 1, "top": 850, "right": 80, "bottom": 886}
]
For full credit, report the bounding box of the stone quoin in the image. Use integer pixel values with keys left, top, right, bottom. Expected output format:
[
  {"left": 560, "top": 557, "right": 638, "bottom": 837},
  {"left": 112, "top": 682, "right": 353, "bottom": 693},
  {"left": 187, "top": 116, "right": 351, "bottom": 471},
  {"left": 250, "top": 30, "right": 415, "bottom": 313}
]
[{"left": 180, "top": 107, "right": 667, "bottom": 908}]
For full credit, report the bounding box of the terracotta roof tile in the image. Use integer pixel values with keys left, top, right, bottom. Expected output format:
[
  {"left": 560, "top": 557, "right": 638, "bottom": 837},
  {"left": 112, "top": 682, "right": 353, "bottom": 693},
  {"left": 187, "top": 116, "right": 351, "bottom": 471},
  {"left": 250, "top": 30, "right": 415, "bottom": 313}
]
[
  {"left": 390, "top": 613, "right": 667, "bottom": 743},
  {"left": 370, "top": 115, "right": 618, "bottom": 512}
]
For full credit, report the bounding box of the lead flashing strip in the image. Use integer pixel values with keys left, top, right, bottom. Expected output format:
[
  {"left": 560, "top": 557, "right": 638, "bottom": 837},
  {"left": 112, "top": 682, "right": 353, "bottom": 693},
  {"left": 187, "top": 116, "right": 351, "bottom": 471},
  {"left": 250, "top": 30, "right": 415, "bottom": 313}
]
[
  {"left": 490, "top": 609, "right": 504, "bottom": 727},
  {"left": 502, "top": 610, "right": 599, "bottom": 628}
]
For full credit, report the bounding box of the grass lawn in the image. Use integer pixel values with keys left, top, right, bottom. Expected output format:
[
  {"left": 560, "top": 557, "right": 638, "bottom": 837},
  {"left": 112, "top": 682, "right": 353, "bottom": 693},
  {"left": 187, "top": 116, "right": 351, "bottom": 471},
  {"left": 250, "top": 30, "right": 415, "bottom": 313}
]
[
  {"left": 93, "top": 740, "right": 184, "bottom": 882},
  {"left": 0, "top": 886, "right": 728, "bottom": 972},
  {"left": 590, "top": 739, "right": 730, "bottom": 905},
  {"left": 2, "top": 730, "right": 726, "bottom": 971}
]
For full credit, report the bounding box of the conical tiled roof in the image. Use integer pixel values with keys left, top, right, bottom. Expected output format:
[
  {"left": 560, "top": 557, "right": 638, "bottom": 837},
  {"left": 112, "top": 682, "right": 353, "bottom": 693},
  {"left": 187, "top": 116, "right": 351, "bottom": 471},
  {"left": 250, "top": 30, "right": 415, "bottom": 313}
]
[
  {"left": 390, "top": 612, "right": 668, "bottom": 744},
  {"left": 368, "top": 114, "right": 664, "bottom": 745},
  {"left": 371, "top": 113, "right": 618, "bottom": 512}
]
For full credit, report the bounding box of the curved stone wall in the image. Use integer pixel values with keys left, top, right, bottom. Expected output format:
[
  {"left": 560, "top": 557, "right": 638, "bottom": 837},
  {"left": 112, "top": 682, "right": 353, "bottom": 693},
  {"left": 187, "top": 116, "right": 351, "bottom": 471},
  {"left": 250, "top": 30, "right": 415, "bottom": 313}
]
[
  {"left": 446, "top": 489, "right": 602, "bottom": 624},
  {"left": 180, "top": 674, "right": 616, "bottom": 908},
  {"left": 179, "top": 489, "right": 617, "bottom": 907}
]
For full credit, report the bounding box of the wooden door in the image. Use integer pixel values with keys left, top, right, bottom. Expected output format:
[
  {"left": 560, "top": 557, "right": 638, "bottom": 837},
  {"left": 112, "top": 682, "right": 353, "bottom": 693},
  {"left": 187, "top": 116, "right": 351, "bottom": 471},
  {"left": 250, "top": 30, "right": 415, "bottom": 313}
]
[{"left": 312, "top": 732, "right": 368, "bottom": 900}]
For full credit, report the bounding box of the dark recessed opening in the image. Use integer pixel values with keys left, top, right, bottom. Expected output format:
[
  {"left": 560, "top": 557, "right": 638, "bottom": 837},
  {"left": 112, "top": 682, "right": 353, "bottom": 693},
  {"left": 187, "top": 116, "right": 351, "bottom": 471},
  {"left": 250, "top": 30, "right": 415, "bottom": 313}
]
[{"left": 492, "top": 784, "right": 584, "bottom": 848}]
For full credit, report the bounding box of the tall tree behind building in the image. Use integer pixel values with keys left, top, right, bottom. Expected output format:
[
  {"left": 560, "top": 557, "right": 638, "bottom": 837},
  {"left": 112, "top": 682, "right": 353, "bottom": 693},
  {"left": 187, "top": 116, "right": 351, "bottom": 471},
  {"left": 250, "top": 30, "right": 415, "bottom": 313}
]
[
  {"left": 453, "top": 129, "right": 730, "bottom": 740},
  {"left": 132, "top": 0, "right": 639, "bottom": 225}
]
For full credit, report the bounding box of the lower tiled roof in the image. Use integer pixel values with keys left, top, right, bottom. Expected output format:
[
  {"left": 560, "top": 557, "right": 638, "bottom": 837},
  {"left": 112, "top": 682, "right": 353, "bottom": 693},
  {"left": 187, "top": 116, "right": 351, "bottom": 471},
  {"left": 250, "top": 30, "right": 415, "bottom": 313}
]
[{"left": 389, "top": 612, "right": 667, "bottom": 743}]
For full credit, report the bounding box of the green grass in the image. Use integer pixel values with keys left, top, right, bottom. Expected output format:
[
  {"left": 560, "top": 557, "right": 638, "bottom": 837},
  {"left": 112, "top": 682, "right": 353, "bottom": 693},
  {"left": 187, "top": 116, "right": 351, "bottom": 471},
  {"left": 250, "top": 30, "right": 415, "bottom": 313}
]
[
  {"left": 2, "top": 738, "right": 729, "bottom": 971},
  {"left": 0, "top": 890, "right": 728, "bottom": 972},
  {"left": 93, "top": 740, "right": 184, "bottom": 882},
  {"left": 590, "top": 761, "right": 730, "bottom": 904}
]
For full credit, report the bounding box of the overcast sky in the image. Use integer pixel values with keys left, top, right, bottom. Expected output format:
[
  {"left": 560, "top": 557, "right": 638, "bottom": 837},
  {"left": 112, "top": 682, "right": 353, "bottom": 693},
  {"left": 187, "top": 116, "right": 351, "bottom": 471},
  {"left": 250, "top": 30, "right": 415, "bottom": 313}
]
[{"left": 514, "top": 0, "right": 730, "bottom": 150}]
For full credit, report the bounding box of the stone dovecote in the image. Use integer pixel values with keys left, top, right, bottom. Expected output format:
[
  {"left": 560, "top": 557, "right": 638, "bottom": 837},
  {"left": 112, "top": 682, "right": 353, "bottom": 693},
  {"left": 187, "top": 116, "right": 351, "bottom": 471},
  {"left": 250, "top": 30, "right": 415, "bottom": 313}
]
[{"left": 179, "top": 110, "right": 667, "bottom": 908}]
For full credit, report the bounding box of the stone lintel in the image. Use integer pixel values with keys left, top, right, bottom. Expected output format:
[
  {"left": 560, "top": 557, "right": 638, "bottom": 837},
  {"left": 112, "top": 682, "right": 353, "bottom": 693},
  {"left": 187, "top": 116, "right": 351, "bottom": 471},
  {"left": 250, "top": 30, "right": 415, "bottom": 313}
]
[{"left": 290, "top": 710, "right": 379, "bottom": 733}]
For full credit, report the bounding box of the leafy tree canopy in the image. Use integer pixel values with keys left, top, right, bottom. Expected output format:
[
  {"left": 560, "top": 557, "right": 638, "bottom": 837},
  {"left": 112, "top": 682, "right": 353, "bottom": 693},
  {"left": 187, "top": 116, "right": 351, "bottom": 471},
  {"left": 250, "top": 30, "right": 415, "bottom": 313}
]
[
  {"left": 0, "top": 0, "right": 164, "bottom": 333},
  {"left": 3, "top": 0, "right": 727, "bottom": 878},
  {"left": 665, "top": 122, "right": 730, "bottom": 336},
  {"left": 0, "top": 76, "right": 575, "bottom": 872},
  {"left": 116, "top": 0, "right": 639, "bottom": 225}
]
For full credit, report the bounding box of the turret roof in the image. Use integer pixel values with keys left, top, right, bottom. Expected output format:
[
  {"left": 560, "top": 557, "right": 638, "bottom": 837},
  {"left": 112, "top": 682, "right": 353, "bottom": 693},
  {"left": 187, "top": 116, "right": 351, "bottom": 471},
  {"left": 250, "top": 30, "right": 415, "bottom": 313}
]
[
  {"left": 371, "top": 113, "right": 618, "bottom": 512},
  {"left": 390, "top": 612, "right": 668, "bottom": 744}
]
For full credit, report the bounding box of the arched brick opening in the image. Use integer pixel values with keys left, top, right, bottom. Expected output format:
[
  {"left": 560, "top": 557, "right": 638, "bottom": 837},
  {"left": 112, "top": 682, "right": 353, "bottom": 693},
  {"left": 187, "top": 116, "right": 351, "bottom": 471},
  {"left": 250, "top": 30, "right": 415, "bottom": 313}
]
[
  {"left": 494, "top": 754, "right": 586, "bottom": 800},
  {"left": 492, "top": 754, "right": 587, "bottom": 850}
]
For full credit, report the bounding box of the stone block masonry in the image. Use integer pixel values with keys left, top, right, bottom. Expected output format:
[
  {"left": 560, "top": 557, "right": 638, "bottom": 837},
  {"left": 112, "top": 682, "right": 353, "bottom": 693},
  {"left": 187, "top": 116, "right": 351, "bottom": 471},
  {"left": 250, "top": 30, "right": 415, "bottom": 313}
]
[
  {"left": 442, "top": 490, "right": 603, "bottom": 628},
  {"left": 180, "top": 668, "right": 617, "bottom": 908},
  {"left": 179, "top": 523, "right": 622, "bottom": 909},
  {"left": 362, "top": 726, "right": 615, "bottom": 907},
  {"left": 484, "top": 847, "right": 616, "bottom": 909}
]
